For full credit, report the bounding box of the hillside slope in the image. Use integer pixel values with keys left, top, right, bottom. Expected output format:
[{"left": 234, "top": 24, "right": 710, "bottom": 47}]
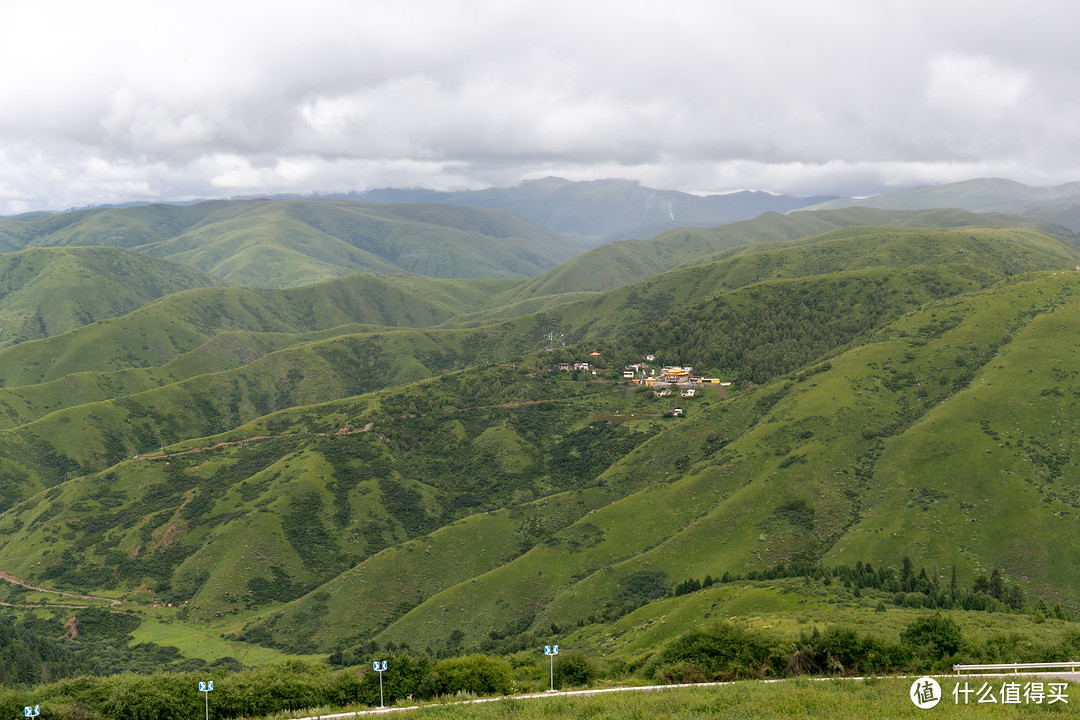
[
  {"left": 0, "top": 225, "right": 1068, "bottom": 477},
  {"left": 0, "top": 224, "right": 1078, "bottom": 659},
  {"left": 5, "top": 269, "right": 1076, "bottom": 655},
  {"left": 360, "top": 271, "right": 1080, "bottom": 652},
  {"left": 0, "top": 199, "right": 582, "bottom": 287},
  {"left": 0, "top": 247, "right": 225, "bottom": 348},
  {"left": 0, "top": 273, "right": 515, "bottom": 388},
  {"left": 493, "top": 207, "right": 1073, "bottom": 303}
]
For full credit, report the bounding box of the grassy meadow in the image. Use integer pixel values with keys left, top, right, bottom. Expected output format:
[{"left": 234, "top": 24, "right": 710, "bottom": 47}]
[{"left": 362, "top": 678, "right": 1078, "bottom": 719}]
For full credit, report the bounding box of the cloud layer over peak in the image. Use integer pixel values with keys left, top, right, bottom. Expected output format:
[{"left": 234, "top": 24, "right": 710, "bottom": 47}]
[{"left": 2, "top": 0, "right": 1079, "bottom": 213}]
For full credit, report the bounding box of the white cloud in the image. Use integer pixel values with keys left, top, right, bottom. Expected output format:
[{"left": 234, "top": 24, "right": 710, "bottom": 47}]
[
  {"left": 925, "top": 54, "right": 1029, "bottom": 115},
  {"left": 1, "top": 0, "right": 1080, "bottom": 212}
]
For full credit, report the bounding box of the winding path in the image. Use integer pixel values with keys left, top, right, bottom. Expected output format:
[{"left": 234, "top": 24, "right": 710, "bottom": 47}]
[
  {"left": 132, "top": 392, "right": 615, "bottom": 462},
  {"left": 0, "top": 570, "right": 120, "bottom": 605}
]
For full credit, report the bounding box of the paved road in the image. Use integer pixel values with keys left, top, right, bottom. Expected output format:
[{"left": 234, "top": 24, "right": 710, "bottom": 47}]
[{"left": 291, "top": 673, "right": 1078, "bottom": 719}]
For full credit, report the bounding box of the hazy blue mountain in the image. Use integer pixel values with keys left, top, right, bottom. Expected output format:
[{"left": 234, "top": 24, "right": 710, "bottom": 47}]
[
  {"left": 354, "top": 177, "right": 836, "bottom": 244},
  {"left": 1022, "top": 199, "right": 1080, "bottom": 233},
  {"left": 807, "top": 177, "right": 1080, "bottom": 214}
]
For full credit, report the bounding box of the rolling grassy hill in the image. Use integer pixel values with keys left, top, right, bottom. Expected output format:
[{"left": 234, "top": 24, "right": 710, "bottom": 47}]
[
  {"left": 492, "top": 207, "right": 1077, "bottom": 303},
  {"left": 0, "top": 247, "right": 226, "bottom": 348},
  {"left": 0, "top": 224, "right": 1069, "bottom": 491},
  {"left": 0, "top": 199, "right": 583, "bottom": 287},
  {"left": 0, "top": 217, "right": 1078, "bottom": 666},
  {"left": 4, "top": 266, "right": 1078, "bottom": 656},
  {"left": 0, "top": 272, "right": 516, "bottom": 388},
  {"left": 273, "top": 269, "right": 1080, "bottom": 654}
]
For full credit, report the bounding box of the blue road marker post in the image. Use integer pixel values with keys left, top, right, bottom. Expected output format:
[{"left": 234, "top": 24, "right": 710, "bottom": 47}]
[
  {"left": 373, "top": 661, "right": 388, "bottom": 708},
  {"left": 198, "top": 680, "right": 214, "bottom": 720},
  {"left": 544, "top": 645, "right": 559, "bottom": 692},
  {"left": 23, "top": 706, "right": 40, "bottom": 720}
]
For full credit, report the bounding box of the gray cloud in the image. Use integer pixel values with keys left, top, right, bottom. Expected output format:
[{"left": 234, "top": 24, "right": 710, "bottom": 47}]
[{"left": 1, "top": 0, "right": 1079, "bottom": 213}]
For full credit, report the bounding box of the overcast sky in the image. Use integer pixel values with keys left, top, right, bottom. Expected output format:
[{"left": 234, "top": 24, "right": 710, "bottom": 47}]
[{"left": 1, "top": 0, "right": 1078, "bottom": 213}]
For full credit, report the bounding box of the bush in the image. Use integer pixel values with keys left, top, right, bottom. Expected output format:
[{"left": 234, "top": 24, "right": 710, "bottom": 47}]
[
  {"left": 359, "top": 654, "right": 432, "bottom": 706},
  {"left": 553, "top": 651, "right": 598, "bottom": 688},
  {"left": 901, "top": 613, "right": 962, "bottom": 661},
  {"left": 430, "top": 655, "right": 513, "bottom": 697},
  {"left": 788, "top": 626, "right": 905, "bottom": 676},
  {"left": 657, "top": 623, "right": 775, "bottom": 682}
]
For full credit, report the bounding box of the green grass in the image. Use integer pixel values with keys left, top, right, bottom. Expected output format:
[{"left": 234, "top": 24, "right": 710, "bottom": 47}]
[
  {"left": 0, "top": 272, "right": 517, "bottom": 387},
  {"left": 350, "top": 678, "right": 1078, "bottom": 719},
  {"left": 497, "top": 207, "right": 1077, "bottom": 301},
  {"left": 0, "top": 246, "right": 225, "bottom": 348},
  {"left": 127, "top": 614, "right": 300, "bottom": 665}
]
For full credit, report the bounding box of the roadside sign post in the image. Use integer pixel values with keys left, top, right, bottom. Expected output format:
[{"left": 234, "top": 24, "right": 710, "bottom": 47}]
[
  {"left": 198, "top": 680, "right": 213, "bottom": 720},
  {"left": 373, "top": 661, "right": 387, "bottom": 708},
  {"left": 23, "top": 706, "right": 39, "bottom": 720},
  {"left": 544, "top": 645, "right": 559, "bottom": 692}
]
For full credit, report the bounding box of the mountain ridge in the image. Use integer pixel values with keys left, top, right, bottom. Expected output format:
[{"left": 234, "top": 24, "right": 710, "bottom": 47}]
[
  {"left": 0, "top": 198, "right": 583, "bottom": 288},
  {"left": 353, "top": 176, "right": 837, "bottom": 245}
]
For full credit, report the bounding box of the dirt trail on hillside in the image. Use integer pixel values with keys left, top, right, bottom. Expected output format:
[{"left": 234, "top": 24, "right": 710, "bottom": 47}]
[
  {"left": 0, "top": 570, "right": 120, "bottom": 605},
  {"left": 131, "top": 395, "right": 599, "bottom": 462},
  {"left": 132, "top": 423, "right": 373, "bottom": 461}
]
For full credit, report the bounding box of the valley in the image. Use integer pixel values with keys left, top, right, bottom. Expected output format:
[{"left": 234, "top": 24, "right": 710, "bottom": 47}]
[{"left": 0, "top": 191, "right": 1078, "bottom": 717}]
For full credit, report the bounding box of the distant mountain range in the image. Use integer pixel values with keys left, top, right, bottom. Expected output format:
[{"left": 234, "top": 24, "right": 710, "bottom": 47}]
[
  {"left": 352, "top": 177, "right": 838, "bottom": 245},
  {"left": 806, "top": 178, "right": 1080, "bottom": 230}
]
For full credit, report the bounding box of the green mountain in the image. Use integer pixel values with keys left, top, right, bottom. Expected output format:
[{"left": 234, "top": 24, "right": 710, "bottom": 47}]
[
  {"left": 249, "top": 268, "right": 1080, "bottom": 654},
  {"left": 0, "top": 247, "right": 225, "bottom": 348},
  {"left": 0, "top": 273, "right": 515, "bottom": 388},
  {"left": 1, "top": 224, "right": 1065, "bottom": 479},
  {"left": 0, "top": 199, "right": 582, "bottom": 287},
  {"left": 492, "top": 207, "right": 1075, "bottom": 303},
  {"left": 0, "top": 221, "right": 1077, "bottom": 663}
]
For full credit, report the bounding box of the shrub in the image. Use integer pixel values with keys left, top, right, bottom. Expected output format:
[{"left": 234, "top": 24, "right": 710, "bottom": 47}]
[
  {"left": 360, "top": 654, "right": 432, "bottom": 705},
  {"left": 789, "top": 626, "right": 905, "bottom": 676},
  {"left": 657, "top": 623, "right": 775, "bottom": 682},
  {"left": 430, "top": 655, "right": 513, "bottom": 697},
  {"left": 901, "top": 613, "right": 962, "bottom": 661},
  {"left": 553, "top": 651, "right": 598, "bottom": 688}
]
